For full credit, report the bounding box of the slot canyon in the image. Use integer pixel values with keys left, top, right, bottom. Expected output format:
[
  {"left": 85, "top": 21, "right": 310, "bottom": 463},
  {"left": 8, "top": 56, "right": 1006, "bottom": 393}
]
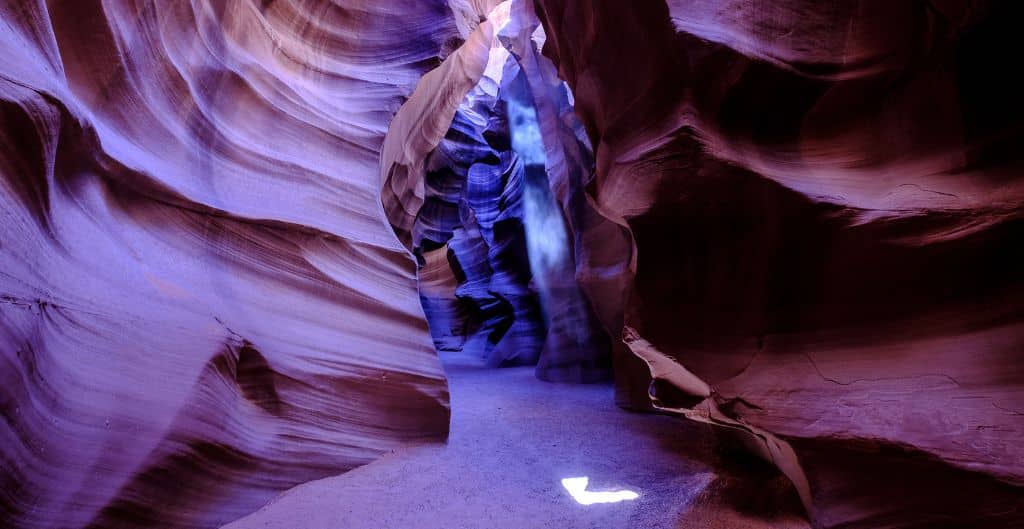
[{"left": 1, "top": 1, "right": 1022, "bottom": 528}]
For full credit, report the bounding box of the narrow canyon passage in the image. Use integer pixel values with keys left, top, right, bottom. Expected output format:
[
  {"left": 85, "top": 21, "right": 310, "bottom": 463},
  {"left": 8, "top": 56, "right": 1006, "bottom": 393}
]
[
  {"left": 223, "top": 352, "right": 807, "bottom": 529},
  {"left": 3, "top": 1, "right": 1023, "bottom": 528}
]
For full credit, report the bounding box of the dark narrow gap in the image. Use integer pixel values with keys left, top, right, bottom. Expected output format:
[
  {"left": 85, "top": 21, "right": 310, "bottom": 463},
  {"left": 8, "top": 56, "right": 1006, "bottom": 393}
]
[
  {"left": 411, "top": 39, "right": 611, "bottom": 382},
  {"left": 414, "top": 50, "right": 551, "bottom": 368}
]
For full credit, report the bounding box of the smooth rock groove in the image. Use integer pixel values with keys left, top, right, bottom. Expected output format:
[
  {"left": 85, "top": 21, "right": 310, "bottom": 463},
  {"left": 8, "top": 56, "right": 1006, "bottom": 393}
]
[
  {"left": 1, "top": 2, "right": 467, "bottom": 528},
  {"left": 4, "top": 1, "right": 1024, "bottom": 529},
  {"left": 533, "top": 0, "right": 1024, "bottom": 527}
]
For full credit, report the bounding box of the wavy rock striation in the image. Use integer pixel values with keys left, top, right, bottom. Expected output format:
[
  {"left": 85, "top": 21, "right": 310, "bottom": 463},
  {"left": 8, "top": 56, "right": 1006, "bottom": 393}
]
[
  {"left": 381, "top": 2, "right": 612, "bottom": 380},
  {"left": 416, "top": 70, "right": 545, "bottom": 367},
  {"left": 5, "top": 1, "right": 1024, "bottom": 528},
  {"left": 1, "top": 1, "right": 459, "bottom": 528},
  {"left": 533, "top": 0, "right": 1024, "bottom": 527}
]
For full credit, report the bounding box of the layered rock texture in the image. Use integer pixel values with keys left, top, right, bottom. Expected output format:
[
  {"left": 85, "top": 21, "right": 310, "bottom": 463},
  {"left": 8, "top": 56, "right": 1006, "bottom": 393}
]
[
  {"left": 530, "top": 0, "right": 1024, "bottom": 527},
  {"left": 3, "top": 1, "right": 1024, "bottom": 529},
  {"left": 414, "top": 71, "right": 546, "bottom": 366},
  {"left": 380, "top": 4, "right": 613, "bottom": 381},
  {"left": 1, "top": 1, "right": 459, "bottom": 528}
]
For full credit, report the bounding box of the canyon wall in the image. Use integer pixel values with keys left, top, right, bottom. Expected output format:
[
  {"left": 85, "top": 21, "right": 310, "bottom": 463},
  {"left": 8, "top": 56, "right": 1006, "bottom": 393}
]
[
  {"left": 532, "top": 0, "right": 1024, "bottom": 527},
  {"left": 380, "top": 3, "right": 614, "bottom": 381},
  {"left": 0, "top": 1, "right": 461, "bottom": 527},
  {"left": 4, "top": 1, "right": 1023, "bottom": 528}
]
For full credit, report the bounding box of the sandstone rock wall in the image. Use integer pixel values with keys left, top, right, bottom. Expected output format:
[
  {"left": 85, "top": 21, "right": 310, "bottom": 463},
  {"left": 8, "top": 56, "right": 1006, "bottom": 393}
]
[
  {"left": 533, "top": 0, "right": 1024, "bottom": 526},
  {"left": 1, "top": 2, "right": 459, "bottom": 527}
]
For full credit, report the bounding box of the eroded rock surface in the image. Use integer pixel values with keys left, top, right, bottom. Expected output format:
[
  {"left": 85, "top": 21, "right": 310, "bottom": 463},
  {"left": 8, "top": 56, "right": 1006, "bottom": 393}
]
[
  {"left": 380, "top": 4, "right": 612, "bottom": 380},
  {"left": 533, "top": 0, "right": 1024, "bottom": 526},
  {"left": 4, "top": 1, "right": 1023, "bottom": 528},
  {"left": 1, "top": 2, "right": 458, "bottom": 528}
]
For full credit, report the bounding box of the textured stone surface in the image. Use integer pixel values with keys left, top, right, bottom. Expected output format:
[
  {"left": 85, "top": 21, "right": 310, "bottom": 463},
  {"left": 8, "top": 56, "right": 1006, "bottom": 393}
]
[
  {"left": 1, "top": 2, "right": 459, "bottom": 528},
  {"left": 381, "top": 4, "right": 612, "bottom": 380},
  {"left": 533, "top": 0, "right": 1024, "bottom": 527},
  {"left": 4, "top": 1, "right": 1024, "bottom": 528},
  {"left": 417, "top": 76, "right": 545, "bottom": 367}
]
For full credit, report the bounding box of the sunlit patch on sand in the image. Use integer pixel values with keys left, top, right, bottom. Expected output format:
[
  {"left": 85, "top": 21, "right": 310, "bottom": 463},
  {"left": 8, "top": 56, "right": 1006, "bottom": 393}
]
[{"left": 561, "top": 477, "right": 640, "bottom": 505}]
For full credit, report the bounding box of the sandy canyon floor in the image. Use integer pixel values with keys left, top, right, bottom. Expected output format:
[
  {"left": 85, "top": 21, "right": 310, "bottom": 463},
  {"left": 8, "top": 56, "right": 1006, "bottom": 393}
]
[{"left": 223, "top": 354, "right": 808, "bottom": 529}]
